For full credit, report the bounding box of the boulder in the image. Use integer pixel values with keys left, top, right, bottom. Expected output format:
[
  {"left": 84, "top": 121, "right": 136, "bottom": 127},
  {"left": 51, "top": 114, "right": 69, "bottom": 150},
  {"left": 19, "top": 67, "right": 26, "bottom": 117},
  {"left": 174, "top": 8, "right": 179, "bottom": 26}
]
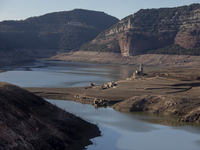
[{"left": 89, "top": 83, "right": 95, "bottom": 87}]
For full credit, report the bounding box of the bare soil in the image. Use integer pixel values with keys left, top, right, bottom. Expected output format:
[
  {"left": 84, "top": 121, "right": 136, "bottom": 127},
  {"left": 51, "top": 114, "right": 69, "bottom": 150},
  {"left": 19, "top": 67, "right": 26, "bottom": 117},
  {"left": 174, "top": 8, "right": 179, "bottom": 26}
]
[
  {"left": 50, "top": 51, "right": 200, "bottom": 67},
  {"left": 25, "top": 67, "right": 200, "bottom": 124},
  {"left": 0, "top": 82, "right": 100, "bottom": 150}
]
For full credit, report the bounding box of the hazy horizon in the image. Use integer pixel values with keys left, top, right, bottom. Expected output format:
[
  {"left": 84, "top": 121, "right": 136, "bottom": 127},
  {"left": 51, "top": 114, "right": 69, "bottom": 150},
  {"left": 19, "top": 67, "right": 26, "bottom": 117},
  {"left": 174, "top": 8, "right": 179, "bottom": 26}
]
[{"left": 0, "top": 0, "right": 199, "bottom": 21}]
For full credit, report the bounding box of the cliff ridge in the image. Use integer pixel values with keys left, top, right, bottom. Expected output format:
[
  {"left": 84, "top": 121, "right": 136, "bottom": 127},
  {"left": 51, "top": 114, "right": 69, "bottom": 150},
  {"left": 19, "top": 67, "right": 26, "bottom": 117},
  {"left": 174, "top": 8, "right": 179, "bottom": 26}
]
[{"left": 81, "top": 4, "right": 200, "bottom": 56}]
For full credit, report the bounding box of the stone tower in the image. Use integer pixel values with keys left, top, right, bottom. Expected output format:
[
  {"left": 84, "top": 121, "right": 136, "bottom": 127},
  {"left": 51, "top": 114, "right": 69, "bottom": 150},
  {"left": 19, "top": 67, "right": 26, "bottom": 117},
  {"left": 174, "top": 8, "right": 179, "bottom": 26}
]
[{"left": 139, "top": 63, "right": 143, "bottom": 74}]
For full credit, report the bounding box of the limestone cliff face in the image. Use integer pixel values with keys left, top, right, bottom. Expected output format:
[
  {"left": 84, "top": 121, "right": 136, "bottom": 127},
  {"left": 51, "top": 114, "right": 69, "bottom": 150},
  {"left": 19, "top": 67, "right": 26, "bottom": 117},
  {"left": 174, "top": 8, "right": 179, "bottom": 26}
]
[
  {"left": 118, "top": 31, "right": 176, "bottom": 56},
  {"left": 81, "top": 4, "right": 200, "bottom": 56},
  {"left": 175, "top": 29, "right": 200, "bottom": 49}
]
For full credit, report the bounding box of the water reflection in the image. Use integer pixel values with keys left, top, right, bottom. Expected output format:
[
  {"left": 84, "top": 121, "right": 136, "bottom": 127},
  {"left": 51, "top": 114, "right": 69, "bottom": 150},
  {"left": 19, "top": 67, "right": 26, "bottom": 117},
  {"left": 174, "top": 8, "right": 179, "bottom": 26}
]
[
  {"left": 1, "top": 60, "right": 200, "bottom": 150},
  {"left": 0, "top": 60, "right": 138, "bottom": 87},
  {"left": 88, "top": 126, "right": 122, "bottom": 150},
  {"left": 40, "top": 60, "right": 137, "bottom": 80},
  {"left": 48, "top": 100, "right": 158, "bottom": 133},
  {"left": 48, "top": 100, "right": 200, "bottom": 150},
  {"left": 0, "top": 60, "right": 168, "bottom": 88}
]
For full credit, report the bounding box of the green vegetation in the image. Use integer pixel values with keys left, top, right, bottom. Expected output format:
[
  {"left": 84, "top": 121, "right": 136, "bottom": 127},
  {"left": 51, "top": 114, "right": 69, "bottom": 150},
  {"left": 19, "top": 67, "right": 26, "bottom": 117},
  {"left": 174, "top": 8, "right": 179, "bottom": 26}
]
[
  {"left": 81, "top": 40, "right": 121, "bottom": 53},
  {"left": 0, "top": 9, "right": 119, "bottom": 51},
  {"left": 148, "top": 44, "right": 200, "bottom": 56},
  {"left": 0, "top": 42, "right": 14, "bottom": 51},
  {"left": 83, "top": 3, "right": 200, "bottom": 55},
  {"left": 2, "top": 4, "right": 200, "bottom": 56},
  {"left": 126, "top": 3, "right": 200, "bottom": 33},
  {"left": 190, "top": 29, "right": 200, "bottom": 36},
  {"left": 25, "top": 9, "right": 119, "bottom": 31}
]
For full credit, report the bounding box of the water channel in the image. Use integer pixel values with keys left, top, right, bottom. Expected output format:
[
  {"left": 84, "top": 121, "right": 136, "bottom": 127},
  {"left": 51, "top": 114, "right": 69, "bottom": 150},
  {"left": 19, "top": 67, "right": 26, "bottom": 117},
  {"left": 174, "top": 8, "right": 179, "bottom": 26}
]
[{"left": 0, "top": 60, "right": 200, "bottom": 150}]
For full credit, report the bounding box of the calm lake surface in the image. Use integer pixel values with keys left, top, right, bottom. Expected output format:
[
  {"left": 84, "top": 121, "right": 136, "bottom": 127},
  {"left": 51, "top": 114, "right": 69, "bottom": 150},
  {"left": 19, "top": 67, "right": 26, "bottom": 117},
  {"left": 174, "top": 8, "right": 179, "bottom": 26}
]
[
  {"left": 1, "top": 60, "right": 200, "bottom": 150},
  {"left": 0, "top": 60, "right": 139, "bottom": 87}
]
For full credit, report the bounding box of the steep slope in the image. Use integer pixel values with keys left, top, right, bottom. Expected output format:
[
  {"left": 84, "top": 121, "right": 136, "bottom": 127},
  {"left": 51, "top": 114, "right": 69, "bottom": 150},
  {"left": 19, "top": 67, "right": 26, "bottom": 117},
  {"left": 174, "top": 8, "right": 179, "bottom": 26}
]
[
  {"left": 0, "top": 82, "right": 100, "bottom": 150},
  {"left": 81, "top": 3, "right": 200, "bottom": 56},
  {"left": 0, "top": 9, "right": 119, "bottom": 56},
  {"left": 0, "top": 43, "right": 34, "bottom": 67}
]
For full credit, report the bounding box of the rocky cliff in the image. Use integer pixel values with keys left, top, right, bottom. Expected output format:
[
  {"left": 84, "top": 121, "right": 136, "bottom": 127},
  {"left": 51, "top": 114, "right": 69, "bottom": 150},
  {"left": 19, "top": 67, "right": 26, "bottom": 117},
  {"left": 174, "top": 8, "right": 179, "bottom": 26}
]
[
  {"left": 81, "top": 3, "right": 200, "bottom": 56},
  {"left": 0, "top": 82, "right": 100, "bottom": 150}
]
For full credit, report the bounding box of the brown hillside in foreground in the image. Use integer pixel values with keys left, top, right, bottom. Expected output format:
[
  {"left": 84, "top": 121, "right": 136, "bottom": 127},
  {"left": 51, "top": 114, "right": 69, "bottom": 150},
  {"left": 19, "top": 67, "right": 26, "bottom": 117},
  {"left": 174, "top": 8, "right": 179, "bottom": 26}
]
[{"left": 0, "top": 82, "right": 100, "bottom": 150}]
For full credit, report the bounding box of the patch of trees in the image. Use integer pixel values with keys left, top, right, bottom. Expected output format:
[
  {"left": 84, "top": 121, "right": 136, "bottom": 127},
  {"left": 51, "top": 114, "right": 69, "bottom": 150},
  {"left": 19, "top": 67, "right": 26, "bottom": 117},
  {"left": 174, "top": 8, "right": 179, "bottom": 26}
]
[
  {"left": 0, "top": 42, "right": 14, "bottom": 51},
  {"left": 122, "top": 3, "right": 200, "bottom": 34},
  {"left": 147, "top": 44, "right": 200, "bottom": 55},
  {"left": 81, "top": 40, "right": 121, "bottom": 53},
  {"left": 0, "top": 9, "right": 119, "bottom": 51},
  {"left": 84, "top": 3, "right": 200, "bottom": 55},
  {"left": 25, "top": 9, "right": 119, "bottom": 31}
]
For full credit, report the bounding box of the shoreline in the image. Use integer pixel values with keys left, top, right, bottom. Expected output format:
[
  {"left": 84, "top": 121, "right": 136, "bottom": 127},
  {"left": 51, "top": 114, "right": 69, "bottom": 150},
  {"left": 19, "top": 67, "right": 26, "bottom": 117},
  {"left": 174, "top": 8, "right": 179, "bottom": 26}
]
[
  {"left": 49, "top": 51, "right": 200, "bottom": 68},
  {"left": 0, "top": 82, "right": 100, "bottom": 149},
  {"left": 25, "top": 67, "right": 200, "bottom": 124},
  {"left": 1, "top": 52, "right": 200, "bottom": 73},
  {"left": 1, "top": 53, "right": 200, "bottom": 124}
]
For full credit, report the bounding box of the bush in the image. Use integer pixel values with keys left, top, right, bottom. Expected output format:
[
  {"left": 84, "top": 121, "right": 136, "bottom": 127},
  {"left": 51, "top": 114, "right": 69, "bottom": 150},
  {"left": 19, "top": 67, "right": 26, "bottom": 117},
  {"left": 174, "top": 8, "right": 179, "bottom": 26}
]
[{"left": 147, "top": 44, "right": 200, "bottom": 55}]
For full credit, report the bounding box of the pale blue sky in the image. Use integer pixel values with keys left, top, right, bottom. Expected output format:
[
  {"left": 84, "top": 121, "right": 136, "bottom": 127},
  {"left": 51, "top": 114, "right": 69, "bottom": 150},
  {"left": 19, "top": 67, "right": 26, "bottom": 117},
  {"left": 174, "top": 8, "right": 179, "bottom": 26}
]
[{"left": 0, "top": 0, "right": 199, "bottom": 21}]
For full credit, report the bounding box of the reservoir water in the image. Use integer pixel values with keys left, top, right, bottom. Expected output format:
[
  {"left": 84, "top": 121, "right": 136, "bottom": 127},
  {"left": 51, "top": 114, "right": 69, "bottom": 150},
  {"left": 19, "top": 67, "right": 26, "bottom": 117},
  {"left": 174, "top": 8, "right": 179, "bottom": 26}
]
[
  {"left": 0, "top": 60, "right": 200, "bottom": 150},
  {"left": 0, "top": 60, "right": 137, "bottom": 87},
  {"left": 47, "top": 100, "right": 200, "bottom": 150}
]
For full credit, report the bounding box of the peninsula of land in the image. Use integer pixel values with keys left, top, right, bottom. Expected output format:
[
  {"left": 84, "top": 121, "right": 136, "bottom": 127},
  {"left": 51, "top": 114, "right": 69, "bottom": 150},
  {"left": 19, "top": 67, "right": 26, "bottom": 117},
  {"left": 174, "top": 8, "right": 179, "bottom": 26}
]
[{"left": 25, "top": 67, "right": 200, "bottom": 124}]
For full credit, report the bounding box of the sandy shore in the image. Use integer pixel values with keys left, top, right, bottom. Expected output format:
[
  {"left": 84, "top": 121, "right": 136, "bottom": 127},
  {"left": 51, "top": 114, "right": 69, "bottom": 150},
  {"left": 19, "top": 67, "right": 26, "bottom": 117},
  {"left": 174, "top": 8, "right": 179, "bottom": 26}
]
[{"left": 25, "top": 67, "right": 200, "bottom": 124}]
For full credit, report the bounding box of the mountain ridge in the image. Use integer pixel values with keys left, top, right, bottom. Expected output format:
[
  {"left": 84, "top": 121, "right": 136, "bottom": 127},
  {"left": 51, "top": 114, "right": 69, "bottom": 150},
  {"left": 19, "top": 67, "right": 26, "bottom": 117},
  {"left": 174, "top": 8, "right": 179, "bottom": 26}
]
[
  {"left": 0, "top": 9, "right": 119, "bottom": 66},
  {"left": 0, "top": 9, "right": 119, "bottom": 51},
  {"left": 81, "top": 3, "right": 200, "bottom": 56}
]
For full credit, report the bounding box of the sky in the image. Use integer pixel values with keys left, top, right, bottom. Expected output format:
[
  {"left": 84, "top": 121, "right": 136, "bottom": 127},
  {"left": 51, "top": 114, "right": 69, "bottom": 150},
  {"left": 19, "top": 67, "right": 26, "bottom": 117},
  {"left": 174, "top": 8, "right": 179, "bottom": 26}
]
[{"left": 0, "top": 0, "right": 199, "bottom": 21}]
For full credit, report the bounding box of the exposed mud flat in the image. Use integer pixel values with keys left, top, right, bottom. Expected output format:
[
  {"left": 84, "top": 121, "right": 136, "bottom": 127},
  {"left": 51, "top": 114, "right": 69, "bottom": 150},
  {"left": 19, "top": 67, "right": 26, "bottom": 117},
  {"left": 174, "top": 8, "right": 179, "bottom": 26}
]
[
  {"left": 50, "top": 51, "right": 200, "bottom": 67},
  {"left": 26, "top": 68, "right": 200, "bottom": 124}
]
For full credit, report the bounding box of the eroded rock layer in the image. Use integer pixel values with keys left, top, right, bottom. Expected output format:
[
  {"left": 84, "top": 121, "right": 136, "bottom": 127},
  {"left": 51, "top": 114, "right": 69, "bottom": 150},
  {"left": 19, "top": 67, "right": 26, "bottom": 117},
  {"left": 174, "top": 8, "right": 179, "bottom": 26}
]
[{"left": 81, "top": 4, "right": 200, "bottom": 56}]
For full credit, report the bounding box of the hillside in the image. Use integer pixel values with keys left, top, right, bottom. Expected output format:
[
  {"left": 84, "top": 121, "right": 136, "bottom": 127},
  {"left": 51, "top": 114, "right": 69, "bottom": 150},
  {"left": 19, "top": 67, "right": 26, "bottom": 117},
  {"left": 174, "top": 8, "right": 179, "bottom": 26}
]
[
  {"left": 0, "top": 82, "right": 100, "bottom": 150},
  {"left": 50, "top": 51, "right": 200, "bottom": 68},
  {"left": 0, "top": 42, "right": 35, "bottom": 67},
  {"left": 0, "top": 9, "right": 119, "bottom": 56},
  {"left": 81, "top": 3, "right": 200, "bottom": 56}
]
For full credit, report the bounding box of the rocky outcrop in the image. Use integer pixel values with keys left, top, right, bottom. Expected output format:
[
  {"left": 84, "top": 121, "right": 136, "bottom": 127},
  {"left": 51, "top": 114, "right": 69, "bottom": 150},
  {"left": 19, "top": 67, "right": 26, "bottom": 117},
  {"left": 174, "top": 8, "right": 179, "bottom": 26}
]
[
  {"left": 25, "top": 67, "right": 200, "bottom": 124},
  {"left": 118, "top": 31, "right": 176, "bottom": 56},
  {"left": 112, "top": 95, "right": 200, "bottom": 123},
  {"left": 175, "top": 28, "right": 200, "bottom": 49},
  {"left": 180, "top": 107, "right": 200, "bottom": 123},
  {"left": 0, "top": 82, "right": 100, "bottom": 150},
  {"left": 81, "top": 4, "right": 200, "bottom": 56}
]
